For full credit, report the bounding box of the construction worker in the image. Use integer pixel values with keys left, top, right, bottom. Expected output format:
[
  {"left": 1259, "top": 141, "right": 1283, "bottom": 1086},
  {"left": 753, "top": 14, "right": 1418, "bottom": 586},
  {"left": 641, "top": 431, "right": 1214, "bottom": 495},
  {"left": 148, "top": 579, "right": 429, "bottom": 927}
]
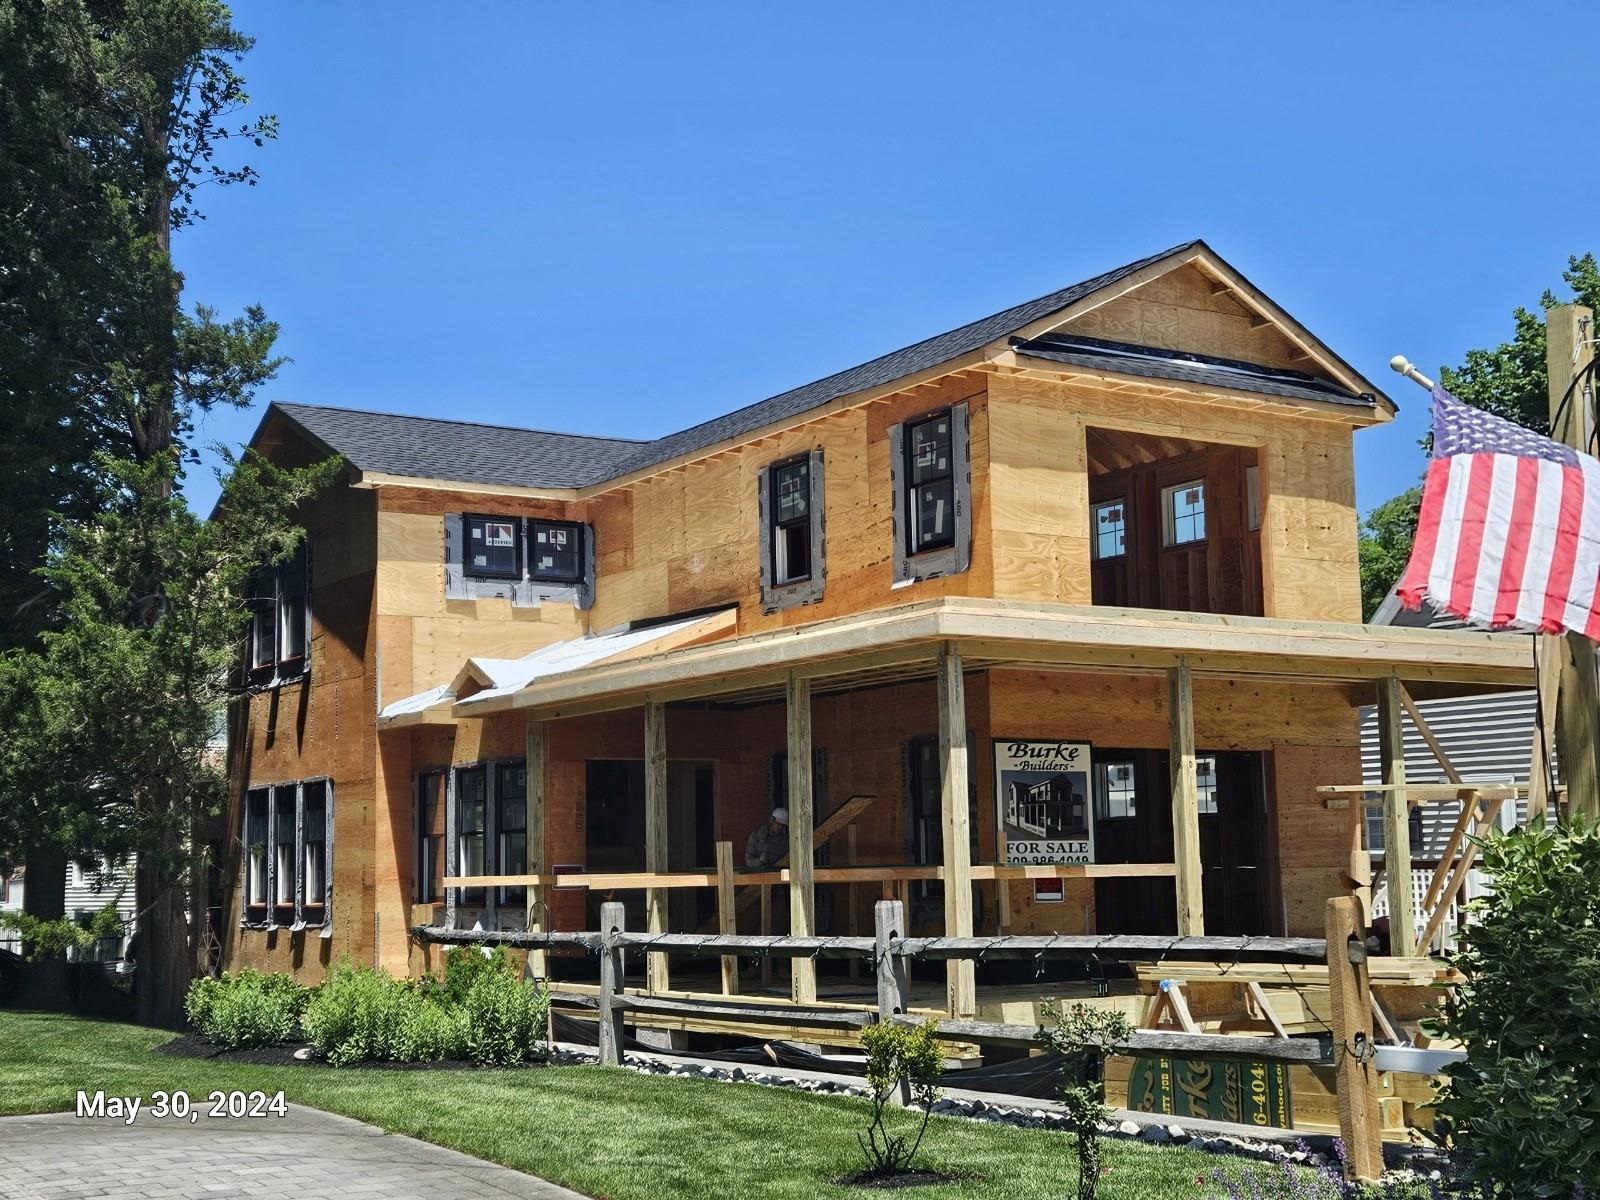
[{"left": 745, "top": 807, "right": 789, "bottom": 869}]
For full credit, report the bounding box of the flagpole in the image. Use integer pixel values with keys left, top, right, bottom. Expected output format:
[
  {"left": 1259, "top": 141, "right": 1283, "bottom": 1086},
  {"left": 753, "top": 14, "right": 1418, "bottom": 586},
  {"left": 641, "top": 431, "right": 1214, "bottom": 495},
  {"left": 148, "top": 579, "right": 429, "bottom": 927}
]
[{"left": 1388, "top": 356, "right": 1435, "bottom": 392}]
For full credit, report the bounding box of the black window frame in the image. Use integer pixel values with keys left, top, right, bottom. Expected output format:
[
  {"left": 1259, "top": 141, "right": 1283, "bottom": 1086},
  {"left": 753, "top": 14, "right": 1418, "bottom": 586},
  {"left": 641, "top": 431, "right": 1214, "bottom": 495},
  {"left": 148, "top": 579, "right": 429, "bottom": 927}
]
[
  {"left": 415, "top": 770, "right": 446, "bottom": 906},
  {"left": 495, "top": 760, "right": 528, "bottom": 907},
  {"left": 463, "top": 513, "right": 523, "bottom": 581},
  {"left": 527, "top": 519, "right": 585, "bottom": 585},
  {"left": 903, "top": 409, "right": 957, "bottom": 556},
  {"left": 240, "top": 778, "right": 332, "bottom": 930},
  {"left": 456, "top": 765, "right": 489, "bottom": 904},
  {"left": 248, "top": 540, "right": 309, "bottom": 681},
  {"left": 768, "top": 455, "right": 813, "bottom": 586}
]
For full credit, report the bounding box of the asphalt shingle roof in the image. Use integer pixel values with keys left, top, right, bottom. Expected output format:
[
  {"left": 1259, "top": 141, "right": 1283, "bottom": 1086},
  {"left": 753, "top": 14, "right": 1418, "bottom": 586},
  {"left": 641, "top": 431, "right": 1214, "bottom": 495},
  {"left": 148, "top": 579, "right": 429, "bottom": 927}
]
[
  {"left": 267, "top": 240, "right": 1373, "bottom": 491},
  {"left": 271, "top": 404, "right": 646, "bottom": 490},
  {"left": 1010, "top": 333, "right": 1375, "bottom": 408}
]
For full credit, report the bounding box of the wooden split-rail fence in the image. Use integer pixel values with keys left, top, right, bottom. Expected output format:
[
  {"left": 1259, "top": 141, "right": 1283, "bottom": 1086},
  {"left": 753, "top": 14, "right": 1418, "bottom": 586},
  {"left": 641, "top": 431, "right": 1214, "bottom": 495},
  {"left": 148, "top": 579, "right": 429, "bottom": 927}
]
[{"left": 415, "top": 894, "right": 1396, "bottom": 1180}]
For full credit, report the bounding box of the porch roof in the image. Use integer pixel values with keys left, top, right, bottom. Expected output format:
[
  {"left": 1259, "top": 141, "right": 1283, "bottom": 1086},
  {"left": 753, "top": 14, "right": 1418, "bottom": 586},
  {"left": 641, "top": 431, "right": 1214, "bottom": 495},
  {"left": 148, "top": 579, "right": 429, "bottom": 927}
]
[{"left": 450, "top": 598, "right": 1535, "bottom": 721}]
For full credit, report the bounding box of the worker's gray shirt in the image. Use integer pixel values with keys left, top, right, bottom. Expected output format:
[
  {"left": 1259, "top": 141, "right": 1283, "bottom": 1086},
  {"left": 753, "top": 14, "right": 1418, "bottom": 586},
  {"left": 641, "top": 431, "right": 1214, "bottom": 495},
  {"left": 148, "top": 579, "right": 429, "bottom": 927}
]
[{"left": 745, "top": 824, "right": 788, "bottom": 869}]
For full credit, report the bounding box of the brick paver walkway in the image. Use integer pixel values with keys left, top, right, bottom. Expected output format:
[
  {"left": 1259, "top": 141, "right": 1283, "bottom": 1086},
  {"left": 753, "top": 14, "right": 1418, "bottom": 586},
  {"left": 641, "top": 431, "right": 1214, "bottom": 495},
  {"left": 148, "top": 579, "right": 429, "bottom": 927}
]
[{"left": 0, "top": 1104, "right": 585, "bottom": 1200}]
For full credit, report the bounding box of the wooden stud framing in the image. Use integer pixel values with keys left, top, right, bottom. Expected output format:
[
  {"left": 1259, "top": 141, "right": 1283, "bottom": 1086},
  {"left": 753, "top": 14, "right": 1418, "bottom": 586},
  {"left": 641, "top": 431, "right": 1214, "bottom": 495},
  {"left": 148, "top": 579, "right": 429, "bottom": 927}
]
[
  {"left": 1376, "top": 675, "right": 1417, "bottom": 956},
  {"left": 937, "top": 642, "right": 976, "bottom": 1018},
  {"left": 1168, "top": 660, "right": 1205, "bottom": 936},
  {"left": 644, "top": 701, "right": 669, "bottom": 993},
  {"left": 1529, "top": 639, "right": 1562, "bottom": 819},
  {"left": 786, "top": 672, "right": 817, "bottom": 1005},
  {"left": 524, "top": 718, "right": 549, "bottom": 977}
]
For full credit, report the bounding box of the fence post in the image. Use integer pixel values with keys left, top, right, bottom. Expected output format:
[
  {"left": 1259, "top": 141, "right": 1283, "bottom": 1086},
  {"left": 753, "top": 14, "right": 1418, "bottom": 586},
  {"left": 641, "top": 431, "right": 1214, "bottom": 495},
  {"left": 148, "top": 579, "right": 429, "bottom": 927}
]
[
  {"left": 1326, "top": 895, "right": 1384, "bottom": 1182},
  {"left": 874, "top": 899, "right": 911, "bottom": 1105},
  {"left": 599, "top": 900, "right": 627, "bottom": 1067}
]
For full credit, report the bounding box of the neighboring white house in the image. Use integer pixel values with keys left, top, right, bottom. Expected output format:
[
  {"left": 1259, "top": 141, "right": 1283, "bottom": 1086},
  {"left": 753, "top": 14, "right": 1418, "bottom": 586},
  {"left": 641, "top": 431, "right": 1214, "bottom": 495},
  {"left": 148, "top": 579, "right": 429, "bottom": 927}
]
[
  {"left": 0, "top": 858, "right": 137, "bottom": 960},
  {"left": 0, "top": 867, "right": 22, "bottom": 952}
]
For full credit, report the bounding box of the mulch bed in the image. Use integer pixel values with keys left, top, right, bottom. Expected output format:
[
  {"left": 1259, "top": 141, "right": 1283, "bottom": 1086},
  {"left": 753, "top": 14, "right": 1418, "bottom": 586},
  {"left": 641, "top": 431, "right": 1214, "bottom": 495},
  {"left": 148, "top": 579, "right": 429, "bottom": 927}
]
[
  {"left": 836, "top": 1169, "right": 964, "bottom": 1189},
  {"left": 155, "top": 1034, "right": 541, "bottom": 1071}
]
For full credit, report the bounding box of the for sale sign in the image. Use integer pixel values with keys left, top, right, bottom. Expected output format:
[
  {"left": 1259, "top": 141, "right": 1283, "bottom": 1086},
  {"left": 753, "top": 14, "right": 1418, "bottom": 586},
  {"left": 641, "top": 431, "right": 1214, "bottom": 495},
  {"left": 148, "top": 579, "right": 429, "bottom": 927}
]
[{"left": 994, "top": 739, "right": 1093, "bottom": 865}]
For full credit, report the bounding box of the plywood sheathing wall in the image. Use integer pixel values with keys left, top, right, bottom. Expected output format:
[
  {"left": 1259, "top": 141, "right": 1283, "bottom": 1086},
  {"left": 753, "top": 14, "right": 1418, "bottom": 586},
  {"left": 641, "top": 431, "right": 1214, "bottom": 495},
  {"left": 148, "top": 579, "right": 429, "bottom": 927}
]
[
  {"left": 374, "top": 486, "right": 588, "bottom": 709},
  {"left": 985, "top": 371, "right": 1361, "bottom": 622},
  {"left": 1062, "top": 263, "right": 1312, "bottom": 372},
  {"left": 588, "top": 375, "right": 994, "bottom": 634},
  {"left": 225, "top": 483, "right": 379, "bottom": 979}
]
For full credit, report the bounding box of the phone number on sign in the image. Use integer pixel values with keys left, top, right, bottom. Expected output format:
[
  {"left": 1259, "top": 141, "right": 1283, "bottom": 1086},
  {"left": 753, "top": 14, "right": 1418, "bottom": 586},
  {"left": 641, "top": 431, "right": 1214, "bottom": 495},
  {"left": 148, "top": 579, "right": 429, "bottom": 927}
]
[{"left": 76, "top": 1089, "right": 288, "bottom": 1123}]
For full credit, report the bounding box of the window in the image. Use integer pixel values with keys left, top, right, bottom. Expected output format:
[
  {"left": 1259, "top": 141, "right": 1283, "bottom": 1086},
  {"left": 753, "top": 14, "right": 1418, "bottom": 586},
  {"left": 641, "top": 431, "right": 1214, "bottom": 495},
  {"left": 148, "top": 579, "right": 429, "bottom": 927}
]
[
  {"left": 770, "top": 458, "right": 812, "bottom": 585},
  {"left": 1092, "top": 499, "right": 1127, "bottom": 560},
  {"left": 1195, "top": 755, "right": 1218, "bottom": 815},
  {"left": 905, "top": 411, "right": 956, "bottom": 554},
  {"left": 302, "top": 782, "right": 327, "bottom": 916},
  {"left": 457, "top": 767, "right": 488, "bottom": 904},
  {"left": 415, "top": 771, "right": 445, "bottom": 905},
  {"left": 273, "top": 786, "right": 297, "bottom": 913},
  {"left": 464, "top": 514, "right": 521, "bottom": 579},
  {"left": 1366, "top": 796, "right": 1426, "bottom": 855},
  {"left": 244, "top": 790, "right": 269, "bottom": 916},
  {"left": 1245, "top": 465, "right": 1261, "bottom": 532},
  {"left": 241, "top": 780, "right": 331, "bottom": 929},
  {"left": 1162, "top": 480, "right": 1206, "bottom": 546},
  {"left": 248, "top": 541, "right": 308, "bottom": 679},
  {"left": 529, "top": 520, "right": 583, "bottom": 583},
  {"left": 1095, "top": 761, "right": 1137, "bottom": 820},
  {"left": 496, "top": 761, "right": 528, "bottom": 907}
]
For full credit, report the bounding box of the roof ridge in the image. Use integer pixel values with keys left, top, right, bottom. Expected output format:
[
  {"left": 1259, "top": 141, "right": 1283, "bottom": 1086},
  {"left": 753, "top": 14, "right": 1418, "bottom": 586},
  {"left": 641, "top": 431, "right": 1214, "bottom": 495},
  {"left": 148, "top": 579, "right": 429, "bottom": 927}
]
[{"left": 273, "top": 400, "right": 650, "bottom": 446}]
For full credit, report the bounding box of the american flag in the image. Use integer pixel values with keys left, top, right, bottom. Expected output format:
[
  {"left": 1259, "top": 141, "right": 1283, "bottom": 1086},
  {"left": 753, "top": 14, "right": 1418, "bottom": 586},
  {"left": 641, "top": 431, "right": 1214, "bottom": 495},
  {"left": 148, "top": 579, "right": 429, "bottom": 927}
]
[{"left": 1397, "top": 384, "right": 1600, "bottom": 638}]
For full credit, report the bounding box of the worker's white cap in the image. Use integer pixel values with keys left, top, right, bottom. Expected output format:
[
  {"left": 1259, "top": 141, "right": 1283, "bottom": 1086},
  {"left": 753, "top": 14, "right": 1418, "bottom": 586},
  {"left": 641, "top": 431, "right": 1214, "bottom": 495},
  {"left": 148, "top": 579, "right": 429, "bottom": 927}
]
[{"left": 771, "top": 808, "right": 789, "bottom": 825}]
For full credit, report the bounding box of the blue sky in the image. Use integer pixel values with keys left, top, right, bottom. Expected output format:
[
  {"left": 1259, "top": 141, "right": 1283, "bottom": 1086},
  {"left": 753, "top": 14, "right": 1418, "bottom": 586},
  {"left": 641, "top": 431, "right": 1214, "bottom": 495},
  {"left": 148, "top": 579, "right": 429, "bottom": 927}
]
[{"left": 181, "top": 3, "right": 1599, "bottom": 516}]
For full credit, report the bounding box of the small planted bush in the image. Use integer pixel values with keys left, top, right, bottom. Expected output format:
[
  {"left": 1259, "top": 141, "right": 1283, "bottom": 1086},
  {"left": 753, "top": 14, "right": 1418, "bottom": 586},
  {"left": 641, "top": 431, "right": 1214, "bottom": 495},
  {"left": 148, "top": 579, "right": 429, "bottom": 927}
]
[
  {"left": 855, "top": 1019, "right": 944, "bottom": 1178},
  {"left": 302, "top": 961, "right": 417, "bottom": 1065},
  {"left": 184, "top": 970, "right": 308, "bottom": 1050},
  {"left": 460, "top": 958, "right": 550, "bottom": 1067},
  {"left": 1037, "top": 1001, "right": 1133, "bottom": 1200}
]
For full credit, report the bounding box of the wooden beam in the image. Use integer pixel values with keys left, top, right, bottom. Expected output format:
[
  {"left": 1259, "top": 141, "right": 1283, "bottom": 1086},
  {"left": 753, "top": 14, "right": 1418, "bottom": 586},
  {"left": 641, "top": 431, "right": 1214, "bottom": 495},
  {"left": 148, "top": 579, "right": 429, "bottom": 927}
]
[
  {"left": 1529, "top": 638, "right": 1562, "bottom": 820},
  {"left": 1549, "top": 304, "right": 1600, "bottom": 820},
  {"left": 937, "top": 642, "right": 976, "bottom": 1018},
  {"left": 1168, "top": 660, "right": 1204, "bottom": 935},
  {"left": 644, "top": 701, "right": 669, "bottom": 993},
  {"left": 786, "top": 672, "right": 817, "bottom": 1004},
  {"left": 1326, "top": 896, "right": 1384, "bottom": 1182},
  {"left": 1418, "top": 793, "right": 1508, "bottom": 952},
  {"left": 525, "top": 718, "right": 548, "bottom": 977},
  {"left": 1377, "top": 675, "right": 1417, "bottom": 956},
  {"left": 716, "top": 840, "right": 738, "bottom": 996},
  {"left": 1395, "top": 685, "right": 1463, "bottom": 784}
]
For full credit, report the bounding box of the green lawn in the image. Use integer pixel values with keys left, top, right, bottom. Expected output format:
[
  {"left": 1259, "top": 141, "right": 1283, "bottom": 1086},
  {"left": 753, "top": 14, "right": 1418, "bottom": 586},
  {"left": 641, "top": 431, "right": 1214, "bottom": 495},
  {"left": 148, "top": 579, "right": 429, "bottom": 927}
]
[{"left": 0, "top": 1009, "right": 1226, "bottom": 1199}]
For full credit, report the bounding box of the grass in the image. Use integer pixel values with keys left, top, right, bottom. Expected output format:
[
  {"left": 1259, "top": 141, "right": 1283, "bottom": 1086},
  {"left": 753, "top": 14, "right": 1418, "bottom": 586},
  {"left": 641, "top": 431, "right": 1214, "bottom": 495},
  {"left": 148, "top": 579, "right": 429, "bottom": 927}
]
[{"left": 0, "top": 1009, "right": 1225, "bottom": 1199}]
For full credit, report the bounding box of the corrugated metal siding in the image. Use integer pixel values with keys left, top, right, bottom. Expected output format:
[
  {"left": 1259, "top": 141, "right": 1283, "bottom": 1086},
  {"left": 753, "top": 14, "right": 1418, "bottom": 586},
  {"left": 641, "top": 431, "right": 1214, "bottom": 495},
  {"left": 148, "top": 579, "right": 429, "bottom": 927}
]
[{"left": 1358, "top": 691, "right": 1537, "bottom": 857}]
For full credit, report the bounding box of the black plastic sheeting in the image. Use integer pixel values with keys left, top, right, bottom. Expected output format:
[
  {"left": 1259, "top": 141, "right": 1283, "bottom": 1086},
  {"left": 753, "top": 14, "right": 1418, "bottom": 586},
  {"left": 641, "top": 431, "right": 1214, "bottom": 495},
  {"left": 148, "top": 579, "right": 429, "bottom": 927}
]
[{"left": 551, "top": 1011, "right": 1068, "bottom": 1100}]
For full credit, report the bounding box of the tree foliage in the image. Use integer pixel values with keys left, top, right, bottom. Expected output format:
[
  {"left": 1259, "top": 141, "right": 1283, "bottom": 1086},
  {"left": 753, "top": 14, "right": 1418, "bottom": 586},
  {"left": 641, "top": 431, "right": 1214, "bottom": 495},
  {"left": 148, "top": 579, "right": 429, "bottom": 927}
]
[
  {"left": 1357, "top": 255, "right": 1599, "bottom": 618},
  {"left": 1432, "top": 819, "right": 1600, "bottom": 1196},
  {"left": 0, "top": 0, "right": 330, "bottom": 1027}
]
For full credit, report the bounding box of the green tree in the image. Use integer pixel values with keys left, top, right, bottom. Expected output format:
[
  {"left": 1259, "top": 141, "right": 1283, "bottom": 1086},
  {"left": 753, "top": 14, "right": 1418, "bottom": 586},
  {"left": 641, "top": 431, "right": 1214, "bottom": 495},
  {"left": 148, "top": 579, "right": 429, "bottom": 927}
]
[
  {"left": 1358, "top": 254, "right": 1600, "bottom": 618},
  {"left": 0, "top": 0, "right": 331, "bottom": 1027}
]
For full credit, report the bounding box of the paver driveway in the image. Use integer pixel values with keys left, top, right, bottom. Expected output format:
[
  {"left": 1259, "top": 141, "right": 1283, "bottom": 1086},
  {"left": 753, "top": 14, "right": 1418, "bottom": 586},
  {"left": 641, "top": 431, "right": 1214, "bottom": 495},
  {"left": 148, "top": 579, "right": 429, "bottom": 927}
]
[{"left": 0, "top": 1104, "right": 584, "bottom": 1200}]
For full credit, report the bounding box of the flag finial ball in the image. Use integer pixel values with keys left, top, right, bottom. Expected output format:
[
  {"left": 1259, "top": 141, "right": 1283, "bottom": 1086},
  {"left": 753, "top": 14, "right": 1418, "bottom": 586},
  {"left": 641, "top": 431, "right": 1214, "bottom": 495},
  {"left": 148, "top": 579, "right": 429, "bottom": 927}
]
[{"left": 1389, "top": 355, "right": 1414, "bottom": 374}]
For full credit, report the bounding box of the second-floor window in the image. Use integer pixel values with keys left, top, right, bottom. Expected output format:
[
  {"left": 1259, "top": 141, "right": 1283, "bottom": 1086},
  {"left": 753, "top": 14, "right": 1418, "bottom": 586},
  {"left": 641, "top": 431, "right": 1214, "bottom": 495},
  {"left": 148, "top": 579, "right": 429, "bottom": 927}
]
[
  {"left": 1162, "top": 480, "right": 1207, "bottom": 546},
  {"left": 770, "top": 457, "right": 812, "bottom": 585},
  {"left": 249, "top": 541, "right": 308, "bottom": 679},
  {"left": 465, "top": 514, "right": 521, "bottom": 579},
  {"left": 529, "top": 520, "right": 583, "bottom": 583},
  {"left": 1092, "top": 499, "right": 1126, "bottom": 560},
  {"left": 905, "top": 410, "right": 956, "bottom": 554}
]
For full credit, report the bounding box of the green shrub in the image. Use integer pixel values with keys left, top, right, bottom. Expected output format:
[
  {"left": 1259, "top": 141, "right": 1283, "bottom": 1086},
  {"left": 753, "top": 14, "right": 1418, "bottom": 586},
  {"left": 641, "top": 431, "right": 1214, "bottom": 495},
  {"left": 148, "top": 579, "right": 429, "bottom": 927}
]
[
  {"left": 459, "top": 958, "right": 550, "bottom": 1067},
  {"left": 302, "top": 960, "right": 417, "bottom": 1066},
  {"left": 393, "top": 997, "right": 468, "bottom": 1063},
  {"left": 1037, "top": 1001, "right": 1132, "bottom": 1200},
  {"left": 429, "top": 945, "right": 515, "bottom": 1007},
  {"left": 184, "top": 970, "right": 308, "bottom": 1050},
  {"left": 1432, "top": 819, "right": 1600, "bottom": 1196},
  {"left": 855, "top": 1019, "right": 943, "bottom": 1178}
]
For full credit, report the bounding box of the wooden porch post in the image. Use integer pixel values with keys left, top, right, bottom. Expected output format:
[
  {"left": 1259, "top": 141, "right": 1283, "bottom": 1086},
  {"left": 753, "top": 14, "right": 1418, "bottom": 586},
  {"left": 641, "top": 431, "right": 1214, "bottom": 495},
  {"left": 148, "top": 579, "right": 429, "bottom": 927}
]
[
  {"left": 937, "top": 642, "right": 976, "bottom": 1018},
  {"left": 644, "top": 700, "right": 669, "bottom": 993},
  {"left": 525, "top": 717, "right": 549, "bottom": 977},
  {"left": 1377, "top": 675, "right": 1417, "bottom": 956},
  {"left": 1167, "top": 660, "right": 1205, "bottom": 936},
  {"left": 1549, "top": 304, "right": 1600, "bottom": 819},
  {"left": 786, "top": 671, "right": 817, "bottom": 1004}
]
